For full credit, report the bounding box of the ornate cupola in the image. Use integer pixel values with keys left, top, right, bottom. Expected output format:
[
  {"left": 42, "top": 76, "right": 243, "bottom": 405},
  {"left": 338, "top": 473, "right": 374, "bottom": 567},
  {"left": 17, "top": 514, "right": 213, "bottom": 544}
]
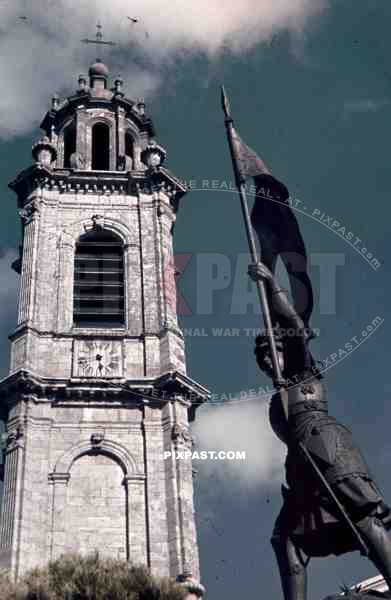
[
  {"left": 0, "top": 60, "right": 208, "bottom": 599},
  {"left": 33, "top": 58, "right": 158, "bottom": 174}
]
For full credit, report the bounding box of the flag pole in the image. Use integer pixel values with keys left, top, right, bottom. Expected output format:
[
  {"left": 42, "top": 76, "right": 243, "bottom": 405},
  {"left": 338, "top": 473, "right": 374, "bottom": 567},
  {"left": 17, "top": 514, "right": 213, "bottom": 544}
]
[{"left": 220, "top": 86, "right": 285, "bottom": 388}]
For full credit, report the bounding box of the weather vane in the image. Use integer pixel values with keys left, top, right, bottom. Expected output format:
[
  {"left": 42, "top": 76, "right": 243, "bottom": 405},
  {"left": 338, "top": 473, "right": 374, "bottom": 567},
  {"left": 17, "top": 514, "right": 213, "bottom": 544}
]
[{"left": 81, "top": 21, "right": 116, "bottom": 47}]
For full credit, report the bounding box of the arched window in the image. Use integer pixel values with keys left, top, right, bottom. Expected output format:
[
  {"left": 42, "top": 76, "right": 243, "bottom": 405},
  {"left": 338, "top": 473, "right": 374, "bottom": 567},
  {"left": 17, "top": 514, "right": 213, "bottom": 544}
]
[
  {"left": 91, "top": 122, "right": 110, "bottom": 170},
  {"left": 73, "top": 229, "right": 124, "bottom": 327},
  {"left": 63, "top": 121, "right": 76, "bottom": 168},
  {"left": 125, "top": 131, "right": 134, "bottom": 164}
]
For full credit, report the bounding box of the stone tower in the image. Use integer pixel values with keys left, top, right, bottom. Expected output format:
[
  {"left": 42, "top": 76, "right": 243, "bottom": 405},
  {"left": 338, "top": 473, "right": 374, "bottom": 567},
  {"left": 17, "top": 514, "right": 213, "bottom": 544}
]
[{"left": 0, "top": 60, "right": 208, "bottom": 595}]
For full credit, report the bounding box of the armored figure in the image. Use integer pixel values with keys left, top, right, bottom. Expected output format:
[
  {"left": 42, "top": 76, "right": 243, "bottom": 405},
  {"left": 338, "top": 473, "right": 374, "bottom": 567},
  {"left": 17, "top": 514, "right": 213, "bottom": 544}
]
[{"left": 248, "top": 261, "right": 391, "bottom": 600}]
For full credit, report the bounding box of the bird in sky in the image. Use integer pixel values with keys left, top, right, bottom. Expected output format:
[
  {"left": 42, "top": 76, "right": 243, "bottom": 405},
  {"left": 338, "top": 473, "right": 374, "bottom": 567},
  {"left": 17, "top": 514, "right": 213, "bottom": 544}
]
[
  {"left": 18, "top": 16, "right": 28, "bottom": 21},
  {"left": 126, "top": 16, "right": 150, "bottom": 40}
]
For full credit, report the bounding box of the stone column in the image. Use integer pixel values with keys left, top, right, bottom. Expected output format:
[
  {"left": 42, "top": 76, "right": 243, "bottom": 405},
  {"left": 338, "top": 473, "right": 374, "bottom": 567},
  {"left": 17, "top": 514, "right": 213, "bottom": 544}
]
[
  {"left": 76, "top": 111, "right": 88, "bottom": 169},
  {"left": 116, "top": 106, "right": 126, "bottom": 165}
]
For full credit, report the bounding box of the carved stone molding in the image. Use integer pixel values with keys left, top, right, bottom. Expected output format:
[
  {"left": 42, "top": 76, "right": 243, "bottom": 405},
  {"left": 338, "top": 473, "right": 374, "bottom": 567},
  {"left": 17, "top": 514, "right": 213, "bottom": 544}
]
[
  {"left": 48, "top": 472, "right": 70, "bottom": 485},
  {"left": 32, "top": 136, "right": 57, "bottom": 166},
  {"left": 58, "top": 229, "right": 75, "bottom": 249},
  {"left": 83, "top": 214, "right": 105, "bottom": 233},
  {"left": 90, "top": 431, "right": 105, "bottom": 445},
  {"left": 5, "top": 424, "right": 25, "bottom": 452},
  {"left": 18, "top": 199, "right": 41, "bottom": 225},
  {"left": 172, "top": 423, "right": 193, "bottom": 447}
]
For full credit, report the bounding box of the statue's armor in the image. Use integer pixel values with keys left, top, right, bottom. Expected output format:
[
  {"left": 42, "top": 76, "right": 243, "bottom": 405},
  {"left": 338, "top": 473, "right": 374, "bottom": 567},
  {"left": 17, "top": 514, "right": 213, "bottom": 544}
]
[
  {"left": 269, "top": 377, "right": 328, "bottom": 444},
  {"left": 288, "top": 417, "right": 373, "bottom": 486},
  {"left": 287, "top": 378, "right": 327, "bottom": 417},
  {"left": 286, "top": 379, "right": 372, "bottom": 486},
  {"left": 269, "top": 377, "right": 389, "bottom": 557},
  {"left": 270, "top": 377, "right": 369, "bottom": 474}
]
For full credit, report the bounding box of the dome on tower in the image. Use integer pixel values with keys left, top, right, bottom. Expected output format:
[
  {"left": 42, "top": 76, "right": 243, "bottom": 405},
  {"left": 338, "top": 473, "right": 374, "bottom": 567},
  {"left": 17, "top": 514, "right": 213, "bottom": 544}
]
[{"left": 88, "top": 60, "right": 109, "bottom": 79}]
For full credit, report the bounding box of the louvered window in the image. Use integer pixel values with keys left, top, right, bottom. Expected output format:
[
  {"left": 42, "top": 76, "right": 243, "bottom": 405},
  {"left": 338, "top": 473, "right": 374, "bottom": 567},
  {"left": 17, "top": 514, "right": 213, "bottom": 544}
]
[{"left": 73, "top": 230, "right": 124, "bottom": 327}]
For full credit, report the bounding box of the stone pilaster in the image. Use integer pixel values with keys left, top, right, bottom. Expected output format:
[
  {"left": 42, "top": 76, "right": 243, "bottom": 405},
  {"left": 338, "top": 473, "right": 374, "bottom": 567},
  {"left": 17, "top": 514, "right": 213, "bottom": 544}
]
[
  {"left": 48, "top": 472, "right": 70, "bottom": 561},
  {"left": 0, "top": 421, "right": 25, "bottom": 573},
  {"left": 171, "top": 402, "right": 201, "bottom": 582},
  {"left": 56, "top": 231, "right": 75, "bottom": 332},
  {"left": 17, "top": 196, "right": 41, "bottom": 326},
  {"left": 139, "top": 192, "right": 161, "bottom": 334},
  {"left": 124, "top": 239, "right": 143, "bottom": 336},
  {"left": 143, "top": 407, "right": 170, "bottom": 576},
  {"left": 124, "top": 474, "right": 148, "bottom": 564},
  {"left": 156, "top": 191, "right": 178, "bottom": 331}
]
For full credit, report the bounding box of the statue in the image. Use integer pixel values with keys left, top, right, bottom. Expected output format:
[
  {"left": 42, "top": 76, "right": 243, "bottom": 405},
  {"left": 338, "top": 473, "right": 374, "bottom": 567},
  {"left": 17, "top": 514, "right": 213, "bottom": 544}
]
[
  {"left": 69, "top": 151, "right": 86, "bottom": 170},
  {"left": 248, "top": 261, "right": 391, "bottom": 600},
  {"left": 117, "top": 154, "right": 133, "bottom": 172},
  {"left": 219, "top": 85, "right": 391, "bottom": 599}
]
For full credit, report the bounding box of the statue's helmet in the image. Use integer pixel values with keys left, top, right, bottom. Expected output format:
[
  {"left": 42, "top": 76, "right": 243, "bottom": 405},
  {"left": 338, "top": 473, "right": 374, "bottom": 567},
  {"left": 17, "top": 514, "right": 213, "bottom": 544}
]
[{"left": 254, "top": 334, "right": 284, "bottom": 379}]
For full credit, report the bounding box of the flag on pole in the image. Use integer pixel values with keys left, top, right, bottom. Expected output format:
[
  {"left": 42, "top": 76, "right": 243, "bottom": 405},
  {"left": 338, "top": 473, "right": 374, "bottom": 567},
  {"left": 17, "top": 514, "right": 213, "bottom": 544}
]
[
  {"left": 221, "top": 85, "right": 285, "bottom": 386},
  {"left": 230, "top": 126, "right": 271, "bottom": 180},
  {"left": 231, "top": 127, "right": 314, "bottom": 328}
]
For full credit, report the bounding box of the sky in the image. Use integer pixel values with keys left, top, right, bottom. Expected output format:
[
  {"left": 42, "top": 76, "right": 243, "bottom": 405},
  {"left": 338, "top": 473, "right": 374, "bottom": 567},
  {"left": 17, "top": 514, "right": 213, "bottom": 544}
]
[{"left": 1, "top": 0, "right": 391, "bottom": 598}]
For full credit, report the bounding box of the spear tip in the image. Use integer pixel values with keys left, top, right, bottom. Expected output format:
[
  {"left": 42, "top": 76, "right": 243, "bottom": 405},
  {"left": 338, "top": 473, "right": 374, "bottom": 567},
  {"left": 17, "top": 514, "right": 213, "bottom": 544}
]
[{"left": 220, "top": 84, "right": 231, "bottom": 118}]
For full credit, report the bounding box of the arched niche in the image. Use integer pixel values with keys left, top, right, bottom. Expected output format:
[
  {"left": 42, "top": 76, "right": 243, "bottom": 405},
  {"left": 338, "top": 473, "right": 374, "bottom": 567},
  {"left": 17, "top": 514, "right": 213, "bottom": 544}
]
[
  {"left": 91, "top": 122, "right": 110, "bottom": 170},
  {"left": 63, "top": 120, "right": 76, "bottom": 169}
]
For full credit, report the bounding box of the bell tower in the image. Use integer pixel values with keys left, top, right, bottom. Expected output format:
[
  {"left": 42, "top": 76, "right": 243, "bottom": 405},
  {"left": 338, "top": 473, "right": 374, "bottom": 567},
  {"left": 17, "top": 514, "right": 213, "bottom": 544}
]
[{"left": 0, "top": 59, "right": 208, "bottom": 595}]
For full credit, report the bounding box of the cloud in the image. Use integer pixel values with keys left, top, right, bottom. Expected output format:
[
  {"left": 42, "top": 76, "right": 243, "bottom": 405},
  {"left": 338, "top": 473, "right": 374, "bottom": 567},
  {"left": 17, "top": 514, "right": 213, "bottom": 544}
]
[
  {"left": 0, "top": 250, "right": 19, "bottom": 377},
  {"left": 0, "top": 0, "right": 327, "bottom": 138},
  {"left": 192, "top": 396, "right": 285, "bottom": 488}
]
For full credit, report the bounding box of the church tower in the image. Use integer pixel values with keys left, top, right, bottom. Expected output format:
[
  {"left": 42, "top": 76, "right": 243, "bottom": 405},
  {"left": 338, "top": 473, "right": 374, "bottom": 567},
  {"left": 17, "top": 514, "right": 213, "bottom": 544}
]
[{"left": 0, "top": 59, "right": 208, "bottom": 595}]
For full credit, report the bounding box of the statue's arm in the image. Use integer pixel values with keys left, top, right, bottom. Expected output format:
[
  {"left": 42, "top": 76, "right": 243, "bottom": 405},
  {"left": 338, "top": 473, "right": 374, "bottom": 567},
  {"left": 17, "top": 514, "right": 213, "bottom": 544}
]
[{"left": 248, "top": 262, "right": 306, "bottom": 336}]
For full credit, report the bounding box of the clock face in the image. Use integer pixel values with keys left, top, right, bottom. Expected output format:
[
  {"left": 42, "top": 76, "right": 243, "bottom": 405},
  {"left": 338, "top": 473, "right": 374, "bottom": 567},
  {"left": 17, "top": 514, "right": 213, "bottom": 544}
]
[{"left": 75, "top": 340, "right": 122, "bottom": 377}]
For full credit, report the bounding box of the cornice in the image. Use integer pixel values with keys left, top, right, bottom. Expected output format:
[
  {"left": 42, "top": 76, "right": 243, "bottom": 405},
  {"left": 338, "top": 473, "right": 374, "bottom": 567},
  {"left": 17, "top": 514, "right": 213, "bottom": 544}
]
[
  {"left": 0, "top": 370, "right": 210, "bottom": 420},
  {"left": 9, "top": 166, "right": 187, "bottom": 206}
]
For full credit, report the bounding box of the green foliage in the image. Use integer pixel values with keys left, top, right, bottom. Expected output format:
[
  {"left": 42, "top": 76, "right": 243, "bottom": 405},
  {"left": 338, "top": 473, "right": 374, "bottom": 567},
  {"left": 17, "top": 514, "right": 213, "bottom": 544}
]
[{"left": 0, "top": 553, "right": 186, "bottom": 600}]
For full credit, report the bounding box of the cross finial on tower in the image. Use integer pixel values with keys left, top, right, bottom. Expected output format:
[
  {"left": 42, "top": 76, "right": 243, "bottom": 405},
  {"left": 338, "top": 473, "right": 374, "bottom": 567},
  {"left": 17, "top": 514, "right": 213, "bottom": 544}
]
[
  {"left": 96, "top": 21, "right": 103, "bottom": 43},
  {"left": 81, "top": 21, "right": 116, "bottom": 47}
]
